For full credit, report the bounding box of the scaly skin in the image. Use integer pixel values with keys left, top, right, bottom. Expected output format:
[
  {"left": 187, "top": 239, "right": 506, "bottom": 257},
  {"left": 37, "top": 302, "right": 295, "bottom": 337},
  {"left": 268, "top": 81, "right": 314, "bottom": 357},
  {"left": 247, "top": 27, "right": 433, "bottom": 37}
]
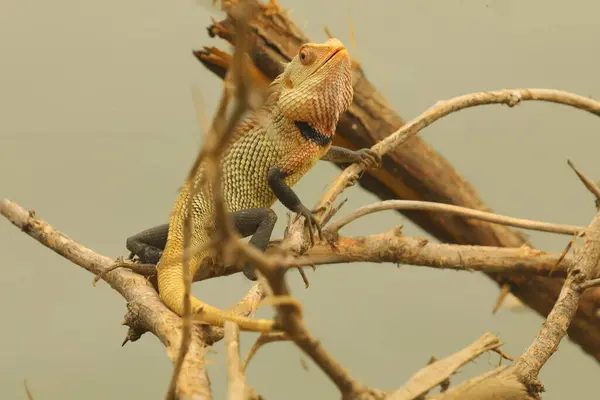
[{"left": 131, "top": 39, "right": 380, "bottom": 332}]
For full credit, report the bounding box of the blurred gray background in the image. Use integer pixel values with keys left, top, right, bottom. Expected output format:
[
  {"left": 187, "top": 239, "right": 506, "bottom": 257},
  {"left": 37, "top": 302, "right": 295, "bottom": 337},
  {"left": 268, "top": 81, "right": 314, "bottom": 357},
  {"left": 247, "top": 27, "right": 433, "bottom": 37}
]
[{"left": 2, "top": 0, "right": 600, "bottom": 398}]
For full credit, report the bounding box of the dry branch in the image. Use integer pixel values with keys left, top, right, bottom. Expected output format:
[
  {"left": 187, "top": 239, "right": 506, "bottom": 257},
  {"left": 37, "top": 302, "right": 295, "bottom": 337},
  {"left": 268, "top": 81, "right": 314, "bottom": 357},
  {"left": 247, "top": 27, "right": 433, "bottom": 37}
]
[
  {"left": 299, "top": 229, "right": 573, "bottom": 277},
  {"left": 389, "top": 332, "right": 508, "bottom": 400},
  {"left": 199, "top": 1, "right": 600, "bottom": 363},
  {"left": 242, "top": 332, "right": 290, "bottom": 371},
  {"left": 185, "top": 224, "right": 576, "bottom": 281},
  {"left": 0, "top": 199, "right": 209, "bottom": 398},
  {"left": 0, "top": 198, "right": 264, "bottom": 399},
  {"left": 168, "top": 2, "right": 265, "bottom": 397},
  {"left": 250, "top": 261, "right": 385, "bottom": 399},
  {"left": 429, "top": 367, "right": 533, "bottom": 400},
  {"left": 515, "top": 211, "right": 600, "bottom": 392},
  {"left": 282, "top": 88, "right": 600, "bottom": 255},
  {"left": 326, "top": 200, "right": 584, "bottom": 237},
  {"left": 225, "top": 322, "right": 258, "bottom": 400},
  {"left": 567, "top": 160, "right": 600, "bottom": 205}
]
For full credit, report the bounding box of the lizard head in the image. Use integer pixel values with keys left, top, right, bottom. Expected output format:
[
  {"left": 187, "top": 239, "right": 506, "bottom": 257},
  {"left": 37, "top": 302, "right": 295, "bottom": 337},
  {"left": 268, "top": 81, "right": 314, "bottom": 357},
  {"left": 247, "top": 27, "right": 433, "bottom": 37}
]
[{"left": 275, "top": 38, "right": 353, "bottom": 136}]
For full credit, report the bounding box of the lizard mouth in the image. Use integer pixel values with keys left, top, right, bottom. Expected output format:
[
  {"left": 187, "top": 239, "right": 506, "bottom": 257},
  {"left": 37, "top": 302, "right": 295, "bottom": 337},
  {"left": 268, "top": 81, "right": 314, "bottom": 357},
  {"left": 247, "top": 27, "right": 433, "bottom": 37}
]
[{"left": 323, "top": 47, "right": 346, "bottom": 66}]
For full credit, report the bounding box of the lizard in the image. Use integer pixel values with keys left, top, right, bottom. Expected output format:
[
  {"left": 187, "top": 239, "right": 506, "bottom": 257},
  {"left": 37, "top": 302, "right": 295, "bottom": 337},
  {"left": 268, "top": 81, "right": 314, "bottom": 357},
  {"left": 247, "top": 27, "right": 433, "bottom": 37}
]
[{"left": 125, "top": 38, "right": 381, "bottom": 332}]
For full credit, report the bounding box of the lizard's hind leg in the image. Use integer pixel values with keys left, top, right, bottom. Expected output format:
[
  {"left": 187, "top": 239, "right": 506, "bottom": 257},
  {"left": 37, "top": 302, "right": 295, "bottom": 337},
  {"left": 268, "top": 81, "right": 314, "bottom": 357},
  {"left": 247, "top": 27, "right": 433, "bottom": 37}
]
[
  {"left": 230, "top": 208, "right": 278, "bottom": 281},
  {"left": 125, "top": 223, "right": 169, "bottom": 265}
]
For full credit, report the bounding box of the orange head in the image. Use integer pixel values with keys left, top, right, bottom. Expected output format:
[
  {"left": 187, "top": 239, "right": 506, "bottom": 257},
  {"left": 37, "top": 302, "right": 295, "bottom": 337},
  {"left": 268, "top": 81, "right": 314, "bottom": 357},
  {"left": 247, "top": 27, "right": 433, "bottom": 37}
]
[{"left": 275, "top": 38, "right": 353, "bottom": 136}]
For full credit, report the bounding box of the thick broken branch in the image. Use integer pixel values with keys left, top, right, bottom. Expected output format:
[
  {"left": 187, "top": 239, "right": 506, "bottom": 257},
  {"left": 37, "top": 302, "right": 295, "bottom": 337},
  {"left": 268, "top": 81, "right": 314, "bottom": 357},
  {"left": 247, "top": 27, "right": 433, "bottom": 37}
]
[{"left": 200, "top": 1, "right": 600, "bottom": 363}]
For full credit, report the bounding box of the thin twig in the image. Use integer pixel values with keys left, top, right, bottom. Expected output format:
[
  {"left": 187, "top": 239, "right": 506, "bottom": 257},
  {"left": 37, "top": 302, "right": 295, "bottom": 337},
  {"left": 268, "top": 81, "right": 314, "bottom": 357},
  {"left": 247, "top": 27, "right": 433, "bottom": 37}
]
[
  {"left": 242, "top": 332, "right": 290, "bottom": 372},
  {"left": 549, "top": 232, "right": 582, "bottom": 276},
  {"left": 326, "top": 200, "right": 583, "bottom": 236},
  {"left": 389, "top": 332, "right": 507, "bottom": 400},
  {"left": 567, "top": 159, "right": 600, "bottom": 205},
  {"left": 492, "top": 284, "right": 511, "bottom": 314},
  {"left": 24, "top": 380, "right": 34, "bottom": 400},
  {"left": 577, "top": 277, "right": 600, "bottom": 291}
]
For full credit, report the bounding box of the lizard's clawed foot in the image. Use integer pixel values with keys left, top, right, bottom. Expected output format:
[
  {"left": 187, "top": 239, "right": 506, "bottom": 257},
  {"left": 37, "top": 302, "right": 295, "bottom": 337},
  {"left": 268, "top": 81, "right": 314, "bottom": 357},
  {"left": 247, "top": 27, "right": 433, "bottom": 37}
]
[
  {"left": 131, "top": 246, "right": 163, "bottom": 266},
  {"left": 294, "top": 204, "right": 323, "bottom": 246},
  {"left": 356, "top": 148, "right": 381, "bottom": 170},
  {"left": 93, "top": 258, "right": 157, "bottom": 286}
]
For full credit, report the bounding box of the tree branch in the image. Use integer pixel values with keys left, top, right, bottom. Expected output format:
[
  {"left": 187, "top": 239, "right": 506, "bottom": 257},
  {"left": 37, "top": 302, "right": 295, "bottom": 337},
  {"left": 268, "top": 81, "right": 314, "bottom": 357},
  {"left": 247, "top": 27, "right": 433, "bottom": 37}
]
[
  {"left": 389, "top": 332, "right": 508, "bottom": 400},
  {"left": 298, "top": 229, "right": 573, "bottom": 277},
  {"left": 183, "top": 228, "right": 574, "bottom": 281},
  {"left": 0, "top": 198, "right": 264, "bottom": 399},
  {"left": 326, "top": 200, "right": 583, "bottom": 237},
  {"left": 515, "top": 191, "right": 600, "bottom": 393},
  {"left": 429, "top": 367, "right": 533, "bottom": 400},
  {"left": 199, "top": 3, "right": 600, "bottom": 363},
  {"left": 0, "top": 199, "right": 209, "bottom": 398},
  {"left": 567, "top": 159, "right": 600, "bottom": 207},
  {"left": 225, "top": 322, "right": 257, "bottom": 400},
  {"left": 285, "top": 88, "right": 600, "bottom": 255}
]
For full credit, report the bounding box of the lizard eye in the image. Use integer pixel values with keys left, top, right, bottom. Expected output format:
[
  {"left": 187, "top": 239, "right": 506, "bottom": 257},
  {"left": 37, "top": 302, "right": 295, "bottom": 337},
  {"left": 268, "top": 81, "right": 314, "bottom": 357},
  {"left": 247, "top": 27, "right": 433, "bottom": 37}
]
[{"left": 299, "top": 48, "right": 311, "bottom": 65}]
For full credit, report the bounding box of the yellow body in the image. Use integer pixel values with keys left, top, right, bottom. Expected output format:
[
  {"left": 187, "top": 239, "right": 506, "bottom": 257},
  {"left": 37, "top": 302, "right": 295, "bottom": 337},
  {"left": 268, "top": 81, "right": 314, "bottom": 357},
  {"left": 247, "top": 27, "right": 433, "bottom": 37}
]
[{"left": 157, "top": 39, "right": 353, "bottom": 332}]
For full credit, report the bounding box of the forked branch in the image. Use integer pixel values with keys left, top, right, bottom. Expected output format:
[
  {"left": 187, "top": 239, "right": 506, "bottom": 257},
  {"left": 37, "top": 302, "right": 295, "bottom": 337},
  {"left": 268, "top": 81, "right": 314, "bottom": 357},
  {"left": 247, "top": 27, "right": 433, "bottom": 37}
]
[{"left": 283, "top": 88, "right": 600, "bottom": 255}]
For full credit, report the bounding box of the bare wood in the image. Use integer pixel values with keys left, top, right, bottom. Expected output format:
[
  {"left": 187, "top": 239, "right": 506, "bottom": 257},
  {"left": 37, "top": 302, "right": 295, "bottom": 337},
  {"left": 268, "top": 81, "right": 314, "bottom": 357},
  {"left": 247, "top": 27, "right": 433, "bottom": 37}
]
[
  {"left": 388, "top": 332, "right": 506, "bottom": 400},
  {"left": 287, "top": 88, "right": 600, "bottom": 255},
  {"left": 225, "top": 322, "right": 249, "bottom": 400},
  {"left": 515, "top": 210, "right": 600, "bottom": 391},
  {"left": 201, "top": 3, "right": 600, "bottom": 363},
  {"left": 429, "top": 367, "right": 533, "bottom": 400},
  {"left": 0, "top": 198, "right": 265, "bottom": 399},
  {"left": 299, "top": 229, "right": 573, "bottom": 277},
  {"left": 578, "top": 277, "right": 600, "bottom": 291},
  {"left": 242, "top": 332, "right": 290, "bottom": 371},
  {"left": 567, "top": 159, "right": 600, "bottom": 204},
  {"left": 167, "top": 3, "right": 261, "bottom": 397},
  {"left": 326, "top": 200, "right": 584, "bottom": 236},
  {"left": 251, "top": 262, "right": 385, "bottom": 399},
  {"left": 313, "top": 87, "right": 600, "bottom": 211},
  {"left": 185, "top": 228, "right": 575, "bottom": 285},
  {"left": 0, "top": 199, "right": 210, "bottom": 399}
]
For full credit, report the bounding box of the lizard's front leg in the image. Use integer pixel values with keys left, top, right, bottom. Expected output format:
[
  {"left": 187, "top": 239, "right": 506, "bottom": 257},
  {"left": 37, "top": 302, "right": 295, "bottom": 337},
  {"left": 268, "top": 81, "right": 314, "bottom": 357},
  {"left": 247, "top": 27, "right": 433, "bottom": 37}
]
[
  {"left": 125, "top": 223, "right": 169, "bottom": 264},
  {"left": 267, "top": 167, "right": 322, "bottom": 243},
  {"left": 321, "top": 146, "right": 381, "bottom": 169}
]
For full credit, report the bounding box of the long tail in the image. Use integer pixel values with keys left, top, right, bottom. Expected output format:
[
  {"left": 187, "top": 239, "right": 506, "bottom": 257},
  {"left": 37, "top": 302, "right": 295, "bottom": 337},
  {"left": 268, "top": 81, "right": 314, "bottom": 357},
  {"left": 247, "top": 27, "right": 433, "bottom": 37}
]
[{"left": 157, "top": 257, "right": 277, "bottom": 333}]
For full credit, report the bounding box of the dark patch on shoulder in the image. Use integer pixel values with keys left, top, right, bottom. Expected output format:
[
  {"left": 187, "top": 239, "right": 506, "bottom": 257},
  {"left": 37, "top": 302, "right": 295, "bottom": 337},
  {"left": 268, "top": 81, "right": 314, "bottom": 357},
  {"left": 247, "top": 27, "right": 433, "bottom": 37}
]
[{"left": 294, "top": 121, "right": 332, "bottom": 147}]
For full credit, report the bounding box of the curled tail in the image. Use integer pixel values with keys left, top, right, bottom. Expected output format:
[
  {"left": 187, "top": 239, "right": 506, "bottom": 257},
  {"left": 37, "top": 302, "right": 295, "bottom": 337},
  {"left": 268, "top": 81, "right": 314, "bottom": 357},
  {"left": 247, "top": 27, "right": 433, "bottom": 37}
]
[{"left": 157, "top": 256, "right": 277, "bottom": 333}]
